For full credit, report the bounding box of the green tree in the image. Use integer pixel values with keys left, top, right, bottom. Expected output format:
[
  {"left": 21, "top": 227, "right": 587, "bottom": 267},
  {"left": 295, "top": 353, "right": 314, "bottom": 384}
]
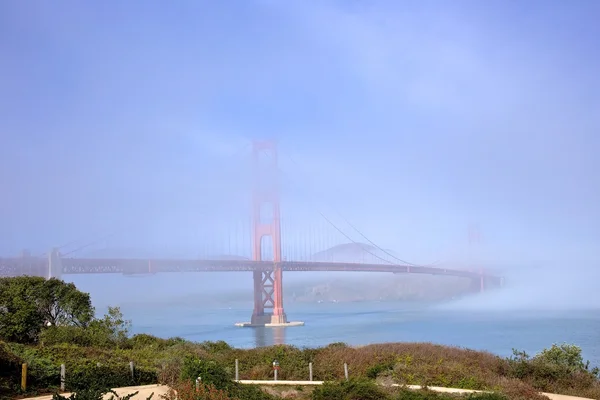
[
  {"left": 0, "top": 276, "right": 94, "bottom": 343},
  {"left": 39, "top": 278, "right": 94, "bottom": 327},
  {"left": 40, "top": 306, "right": 131, "bottom": 348},
  {"left": 88, "top": 306, "right": 131, "bottom": 347},
  {"left": 0, "top": 277, "right": 42, "bottom": 342}
]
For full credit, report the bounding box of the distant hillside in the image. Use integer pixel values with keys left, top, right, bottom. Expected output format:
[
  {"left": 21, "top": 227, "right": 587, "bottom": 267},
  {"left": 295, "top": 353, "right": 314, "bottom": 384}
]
[
  {"left": 310, "top": 242, "right": 413, "bottom": 264},
  {"left": 287, "top": 274, "right": 472, "bottom": 303}
]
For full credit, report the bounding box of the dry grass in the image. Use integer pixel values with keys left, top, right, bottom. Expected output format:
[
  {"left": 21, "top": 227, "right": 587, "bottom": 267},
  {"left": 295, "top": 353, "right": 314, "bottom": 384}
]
[
  {"left": 161, "top": 381, "right": 233, "bottom": 400},
  {"left": 261, "top": 386, "right": 314, "bottom": 399}
]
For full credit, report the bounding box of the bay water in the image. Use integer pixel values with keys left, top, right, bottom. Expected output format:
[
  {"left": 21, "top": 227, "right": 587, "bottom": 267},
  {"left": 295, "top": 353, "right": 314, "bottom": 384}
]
[{"left": 67, "top": 273, "right": 600, "bottom": 367}]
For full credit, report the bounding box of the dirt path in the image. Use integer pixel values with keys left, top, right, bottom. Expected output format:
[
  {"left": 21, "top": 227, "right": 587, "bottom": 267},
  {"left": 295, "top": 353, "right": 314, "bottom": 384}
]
[{"left": 19, "top": 384, "right": 169, "bottom": 400}]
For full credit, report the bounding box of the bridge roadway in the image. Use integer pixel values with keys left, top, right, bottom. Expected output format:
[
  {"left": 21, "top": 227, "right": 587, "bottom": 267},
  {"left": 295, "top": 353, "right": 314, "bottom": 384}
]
[{"left": 0, "top": 257, "right": 503, "bottom": 286}]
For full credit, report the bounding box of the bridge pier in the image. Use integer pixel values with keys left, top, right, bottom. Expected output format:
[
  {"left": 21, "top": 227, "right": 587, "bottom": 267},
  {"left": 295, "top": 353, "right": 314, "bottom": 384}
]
[
  {"left": 239, "top": 264, "right": 302, "bottom": 327},
  {"left": 467, "top": 271, "right": 505, "bottom": 294},
  {"left": 250, "top": 267, "right": 287, "bottom": 325},
  {"left": 467, "top": 274, "right": 485, "bottom": 293},
  {"left": 48, "top": 248, "right": 62, "bottom": 280}
]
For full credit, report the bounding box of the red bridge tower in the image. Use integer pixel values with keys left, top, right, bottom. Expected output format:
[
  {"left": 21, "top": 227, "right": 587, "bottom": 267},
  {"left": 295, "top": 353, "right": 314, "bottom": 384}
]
[{"left": 244, "top": 140, "right": 303, "bottom": 327}]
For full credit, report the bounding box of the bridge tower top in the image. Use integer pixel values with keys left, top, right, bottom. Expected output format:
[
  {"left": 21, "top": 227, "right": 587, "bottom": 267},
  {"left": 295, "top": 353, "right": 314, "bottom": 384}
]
[{"left": 251, "top": 140, "right": 281, "bottom": 262}]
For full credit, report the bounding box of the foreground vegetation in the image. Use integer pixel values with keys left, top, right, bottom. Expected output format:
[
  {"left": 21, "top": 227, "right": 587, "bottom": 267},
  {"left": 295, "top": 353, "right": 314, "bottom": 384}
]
[{"left": 1, "top": 277, "right": 599, "bottom": 400}]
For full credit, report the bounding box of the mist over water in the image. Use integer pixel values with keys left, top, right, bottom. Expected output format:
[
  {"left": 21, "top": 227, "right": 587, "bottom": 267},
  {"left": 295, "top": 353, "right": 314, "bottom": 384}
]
[
  {"left": 439, "top": 265, "right": 600, "bottom": 312},
  {"left": 2, "top": 0, "right": 600, "bottom": 370}
]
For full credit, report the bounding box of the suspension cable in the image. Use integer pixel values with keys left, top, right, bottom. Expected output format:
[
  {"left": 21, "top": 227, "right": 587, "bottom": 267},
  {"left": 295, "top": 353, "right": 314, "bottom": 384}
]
[{"left": 276, "top": 148, "right": 440, "bottom": 267}]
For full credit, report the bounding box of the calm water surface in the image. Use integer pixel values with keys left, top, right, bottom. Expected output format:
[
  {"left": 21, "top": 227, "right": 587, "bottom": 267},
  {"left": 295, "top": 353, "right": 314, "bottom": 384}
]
[
  {"left": 123, "top": 301, "right": 600, "bottom": 367},
  {"left": 68, "top": 274, "right": 600, "bottom": 367}
]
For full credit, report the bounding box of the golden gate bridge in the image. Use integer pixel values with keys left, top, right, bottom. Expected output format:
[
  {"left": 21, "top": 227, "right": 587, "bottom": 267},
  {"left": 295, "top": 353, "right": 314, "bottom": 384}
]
[{"left": 0, "top": 140, "right": 504, "bottom": 327}]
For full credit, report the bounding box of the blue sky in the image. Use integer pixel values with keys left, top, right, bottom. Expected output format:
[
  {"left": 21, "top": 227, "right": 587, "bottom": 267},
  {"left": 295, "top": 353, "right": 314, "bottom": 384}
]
[{"left": 1, "top": 0, "right": 599, "bottom": 278}]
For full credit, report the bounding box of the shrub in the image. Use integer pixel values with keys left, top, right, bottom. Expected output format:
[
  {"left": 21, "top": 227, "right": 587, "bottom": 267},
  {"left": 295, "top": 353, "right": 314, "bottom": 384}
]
[
  {"left": 156, "top": 342, "right": 210, "bottom": 385},
  {"left": 163, "top": 381, "right": 232, "bottom": 400},
  {"left": 180, "top": 356, "right": 230, "bottom": 390},
  {"left": 463, "top": 394, "right": 508, "bottom": 400},
  {"left": 40, "top": 326, "right": 94, "bottom": 347},
  {"left": 164, "top": 379, "right": 273, "bottom": 400},
  {"left": 157, "top": 360, "right": 181, "bottom": 387},
  {"left": 506, "top": 345, "right": 600, "bottom": 396},
  {"left": 85, "top": 307, "right": 131, "bottom": 348},
  {"left": 38, "top": 307, "right": 133, "bottom": 349},
  {"left": 496, "top": 381, "right": 553, "bottom": 400},
  {"left": 366, "top": 361, "right": 394, "bottom": 379},
  {"left": 125, "top": 334, "right": 186, "bottom": 351},
  {"left": 127, "top": 334, "right": 172, "bottom": 351},
  {"left": 312, "top": 379, "right": 387, "bottom": 400},
  {"left": 0, "top": 341, "right": 22, "bottom": 397},
  {"left": 200, "top": 341, "right": 233, "bottom": 353},
  {"left": 165, "top": 337, "right": 187, "bottom": 346},
  {"left": 326, "top": 342, "right": 349, "bottom": 349},
  {"left": 27, "top": 356, "right": 61, "bottom": 390},
  {"left": 177, "top": 355, "right": 274, "bottom": 399},
  {"left": 65, "top": 363, "right": 157, "bottom": 392},
  {"left": 226, "top": 383, "right": 275, "bottom": 400},
  {"left": 216, "top": 344, "right": 310, "bottom": 381},
  {"left": 534, "top": 343, "right": 599, "bottom": 376},
  {"left": 505, "top": 349, "right": 532, "bottom": 380},
  {"left": 388, "top": 388, "right": 508, "bottom": 400}
]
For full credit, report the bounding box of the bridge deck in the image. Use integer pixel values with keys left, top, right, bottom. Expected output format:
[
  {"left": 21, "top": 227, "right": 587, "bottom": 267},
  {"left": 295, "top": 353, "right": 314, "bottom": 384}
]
[{"left": 0, "top": 257, "right": 501, "bottom": 284}]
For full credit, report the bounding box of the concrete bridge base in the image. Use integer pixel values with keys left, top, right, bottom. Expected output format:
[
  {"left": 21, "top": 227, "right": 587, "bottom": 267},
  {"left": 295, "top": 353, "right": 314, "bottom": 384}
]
[
  {"left": 236, "top": 311, "right": 304, "bottom": 328},
  {"left": 251, "top": 313, "right": 287, "bottom": 325},
  {"left": 234, "top": 320, "right": 305, "bottom": 328}
]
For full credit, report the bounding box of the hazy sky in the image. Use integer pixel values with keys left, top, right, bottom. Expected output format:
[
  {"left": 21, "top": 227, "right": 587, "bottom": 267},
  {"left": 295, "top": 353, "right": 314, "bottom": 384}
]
[{"left": 1, "top": 0, "right": 599, "bottom": 275}]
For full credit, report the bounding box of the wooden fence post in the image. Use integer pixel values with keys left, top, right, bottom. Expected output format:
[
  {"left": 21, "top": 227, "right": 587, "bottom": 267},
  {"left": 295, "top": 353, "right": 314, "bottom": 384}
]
[
  {"left": 309, "top": 362, "right": 313, "bottom": 381},
  {"left": 21, "top": 363, "right": 27, "bottom": 391},
  {"left": 344, "top": 363, "right": 348, "bottom": 381},
  {"left": 235, "top": 359, "right": 239, "bottom": 381},
  {"left": 60, "top": 364, "right": 66, "bottom": 391},
  {"left": 129, "top": 361, "right": 134, "bottom": 380}
]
